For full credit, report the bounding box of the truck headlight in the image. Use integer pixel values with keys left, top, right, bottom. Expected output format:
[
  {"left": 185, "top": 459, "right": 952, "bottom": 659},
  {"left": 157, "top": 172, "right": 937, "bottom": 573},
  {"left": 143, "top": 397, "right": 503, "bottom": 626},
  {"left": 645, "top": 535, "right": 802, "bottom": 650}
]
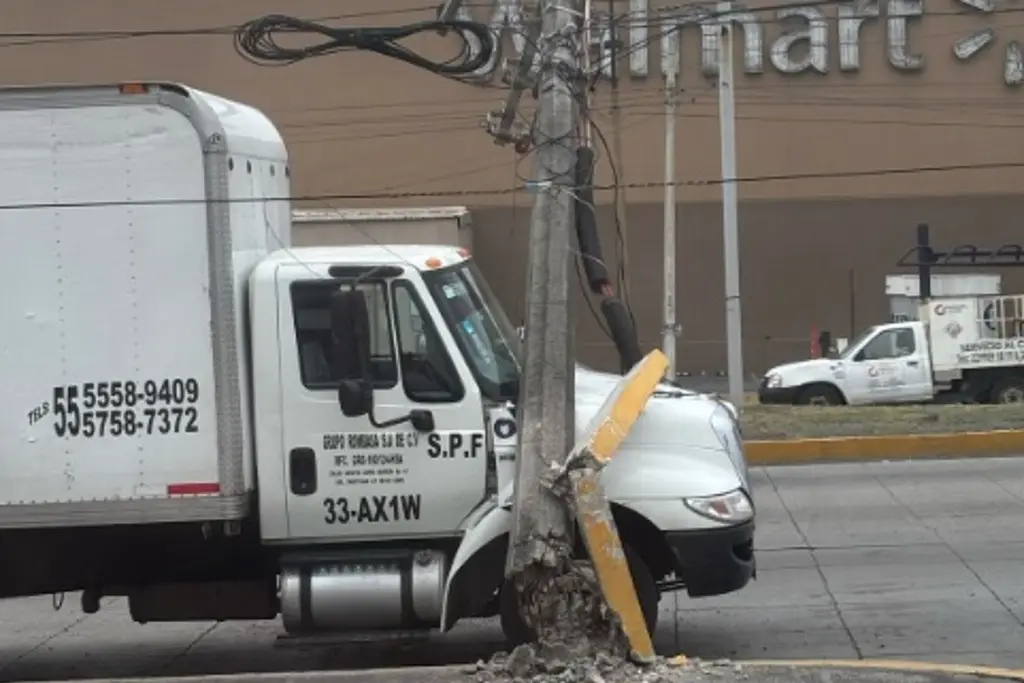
[
  {"left": 684, "top": 489, "right": 754, "bottom": 524},
  {"left": 764, "top": 373, "right": 782, "bottom": 388}
]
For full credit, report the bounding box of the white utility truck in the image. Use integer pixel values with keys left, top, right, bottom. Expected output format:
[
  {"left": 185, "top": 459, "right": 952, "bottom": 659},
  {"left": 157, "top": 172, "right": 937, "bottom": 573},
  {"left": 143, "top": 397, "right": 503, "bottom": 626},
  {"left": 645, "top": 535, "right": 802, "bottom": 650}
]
[
  {"left": 759, "top": 293, "right": 1024, "bottom": 405},
  {"left": 1, "top": 82, "right": 755, "bottom": 644}
]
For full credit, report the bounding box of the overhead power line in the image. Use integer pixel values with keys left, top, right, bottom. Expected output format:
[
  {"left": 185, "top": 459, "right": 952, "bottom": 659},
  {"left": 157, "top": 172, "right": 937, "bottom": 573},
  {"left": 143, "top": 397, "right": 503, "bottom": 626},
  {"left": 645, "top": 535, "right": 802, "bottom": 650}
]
[
  {"left": 1, "top": 159, "right": 1022, "bottom": 211},
  {"left": 3, "top": 0, "right": 1024, "bottom": 48}
]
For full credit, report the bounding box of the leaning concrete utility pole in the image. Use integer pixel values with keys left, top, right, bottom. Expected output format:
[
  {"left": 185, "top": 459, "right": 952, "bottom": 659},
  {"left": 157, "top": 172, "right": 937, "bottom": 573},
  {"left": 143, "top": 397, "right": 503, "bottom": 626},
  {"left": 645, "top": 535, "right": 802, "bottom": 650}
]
[{"left": 504, "top": 0, "right": 582, "bottom": 628}]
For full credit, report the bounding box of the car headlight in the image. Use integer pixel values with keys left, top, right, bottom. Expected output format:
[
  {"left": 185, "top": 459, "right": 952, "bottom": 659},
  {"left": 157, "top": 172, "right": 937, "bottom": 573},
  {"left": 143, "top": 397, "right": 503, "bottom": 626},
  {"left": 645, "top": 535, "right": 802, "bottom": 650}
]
[
  {"left": 684, "top": 489, "right": 754, "bottom": 524},
  {"left": 763, "top": 373, "right": 782, "bottom": 388}
]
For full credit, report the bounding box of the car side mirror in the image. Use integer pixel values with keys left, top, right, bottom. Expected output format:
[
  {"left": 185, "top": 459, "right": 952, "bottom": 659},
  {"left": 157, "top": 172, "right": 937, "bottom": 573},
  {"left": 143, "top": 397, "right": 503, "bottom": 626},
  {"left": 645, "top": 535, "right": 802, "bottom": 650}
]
[{"left": 329, "top": 288, "right": 373, "bottom": 418}]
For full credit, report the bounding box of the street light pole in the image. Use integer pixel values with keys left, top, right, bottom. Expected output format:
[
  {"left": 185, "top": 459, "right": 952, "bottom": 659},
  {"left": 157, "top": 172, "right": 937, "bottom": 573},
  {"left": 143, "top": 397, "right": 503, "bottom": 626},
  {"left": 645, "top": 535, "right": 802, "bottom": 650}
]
[
  {"left": 661, "top": 14, "right": 680, "bottom": 377},
  {"left": 717, "top": 1, "right": 745, "bottom": 406}
]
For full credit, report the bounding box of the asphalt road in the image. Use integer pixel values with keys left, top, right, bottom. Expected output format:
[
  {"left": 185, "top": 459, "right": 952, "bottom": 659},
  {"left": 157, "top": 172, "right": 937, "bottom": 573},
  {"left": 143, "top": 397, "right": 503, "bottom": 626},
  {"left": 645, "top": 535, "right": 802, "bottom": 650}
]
[{"left": 0, "top": 456, "right": 1021, "bottom": 681}]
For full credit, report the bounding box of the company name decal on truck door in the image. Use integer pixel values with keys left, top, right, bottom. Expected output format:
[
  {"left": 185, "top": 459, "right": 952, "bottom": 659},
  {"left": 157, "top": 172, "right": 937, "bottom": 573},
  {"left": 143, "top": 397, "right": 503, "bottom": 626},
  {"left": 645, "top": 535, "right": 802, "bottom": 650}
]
[
  {"left": 41, "top": 379, "right": 201, "bottom": 438},
  {"left": 322, "top": 431, "right": 416, "bottom": 487}
]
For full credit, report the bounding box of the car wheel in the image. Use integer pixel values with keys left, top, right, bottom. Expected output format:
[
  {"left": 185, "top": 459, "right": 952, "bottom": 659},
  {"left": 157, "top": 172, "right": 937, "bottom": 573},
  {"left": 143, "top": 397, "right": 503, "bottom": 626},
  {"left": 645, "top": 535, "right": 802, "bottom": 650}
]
[
  {"left": 498, "top": 543, "right": 659, "bottom": 647},
  {"left": 796, "top": 384, "right": 842, "bottom": 406},
  {"left": 991, "top": 376, "right": 1024, "bottom": 404}
]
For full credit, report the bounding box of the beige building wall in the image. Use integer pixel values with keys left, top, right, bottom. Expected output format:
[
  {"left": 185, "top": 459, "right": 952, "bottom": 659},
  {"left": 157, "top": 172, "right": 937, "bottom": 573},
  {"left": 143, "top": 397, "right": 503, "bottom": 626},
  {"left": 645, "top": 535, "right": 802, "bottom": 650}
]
[{"left": 4, "top": 0, "right": 1024, "bottom": 374}]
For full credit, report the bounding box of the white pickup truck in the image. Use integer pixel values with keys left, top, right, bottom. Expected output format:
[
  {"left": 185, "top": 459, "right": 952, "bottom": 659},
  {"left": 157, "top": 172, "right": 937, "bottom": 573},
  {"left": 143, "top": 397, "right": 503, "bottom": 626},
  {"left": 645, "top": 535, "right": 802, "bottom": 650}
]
[
  {"left": 0, "top": 81, "right": 755, "bottom": 646},
  {"left": 758, "top": 294, "right": 1024, "bottom": 406}
]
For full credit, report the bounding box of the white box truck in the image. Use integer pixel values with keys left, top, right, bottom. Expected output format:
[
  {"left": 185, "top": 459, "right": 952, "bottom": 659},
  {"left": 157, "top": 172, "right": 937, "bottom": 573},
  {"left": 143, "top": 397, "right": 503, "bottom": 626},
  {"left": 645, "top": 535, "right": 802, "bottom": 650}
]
[
  {"left": 759, "top": 293, "right": 1024, "bottom": 405},
  {"left": 0, "top": 82, "right": 755, "bottom": 644}
]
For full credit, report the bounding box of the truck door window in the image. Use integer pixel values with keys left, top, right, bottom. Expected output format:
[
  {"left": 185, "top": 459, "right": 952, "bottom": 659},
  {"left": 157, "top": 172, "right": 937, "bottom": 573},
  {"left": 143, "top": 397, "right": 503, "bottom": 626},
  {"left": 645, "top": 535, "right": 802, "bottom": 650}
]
[
  {"left": 290, "top": 280, "right": 398, "bottom": 389},
  {"left": 392, "top": 281, "right": 464, "bottom": 403},
  {"left": 859, "top": 328, "right": 915, "bottom": 361}
]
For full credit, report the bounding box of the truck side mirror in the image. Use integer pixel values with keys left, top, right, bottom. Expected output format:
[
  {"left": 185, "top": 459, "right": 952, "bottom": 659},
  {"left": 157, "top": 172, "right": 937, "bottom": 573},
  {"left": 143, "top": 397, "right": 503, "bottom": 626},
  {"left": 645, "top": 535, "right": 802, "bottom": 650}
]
[
  {"left": 329, "top": 288, "right": 373, "bottom": 418},
  {"left": 328, "top": 285, "right": 436, "bottom": 433}
]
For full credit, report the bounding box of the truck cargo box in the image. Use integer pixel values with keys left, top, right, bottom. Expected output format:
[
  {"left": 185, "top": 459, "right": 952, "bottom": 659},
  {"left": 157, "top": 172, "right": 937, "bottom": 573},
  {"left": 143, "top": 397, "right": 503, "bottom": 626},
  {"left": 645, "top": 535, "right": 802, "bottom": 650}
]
[{"left": 0, "top": 83, "right": 291, "bottom": 528}]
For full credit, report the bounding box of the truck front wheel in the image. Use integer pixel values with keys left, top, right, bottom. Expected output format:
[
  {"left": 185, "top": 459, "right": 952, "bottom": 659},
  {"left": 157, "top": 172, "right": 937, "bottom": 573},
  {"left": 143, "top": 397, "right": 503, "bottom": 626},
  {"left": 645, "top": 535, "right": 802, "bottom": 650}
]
[
  {"left": 797, "top": 384, "right": 843, "bottom": 406},
  {"left": 991, "top": 376, "right": 1024, "bottom": 404},
  {"left": 498, "top": 543, "right": 659, "bottom": 647}
]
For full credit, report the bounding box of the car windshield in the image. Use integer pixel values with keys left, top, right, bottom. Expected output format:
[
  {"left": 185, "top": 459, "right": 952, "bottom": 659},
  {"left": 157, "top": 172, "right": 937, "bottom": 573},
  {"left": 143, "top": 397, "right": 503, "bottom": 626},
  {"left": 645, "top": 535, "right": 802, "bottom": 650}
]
[
  {"left": 423, "top": 260, "right": 522, "bottom": 402},
  {"left": 839, "top": 325, "right": 880, "bottom": 360}
]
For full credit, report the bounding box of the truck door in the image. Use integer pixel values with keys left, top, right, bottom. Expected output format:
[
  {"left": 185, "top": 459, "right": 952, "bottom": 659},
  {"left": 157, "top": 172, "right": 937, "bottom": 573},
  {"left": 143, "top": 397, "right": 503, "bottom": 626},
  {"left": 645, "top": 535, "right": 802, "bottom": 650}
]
[
  {"left": 846, "top": 325, "right": 931, "bottom": 403},
  {"left": 279, "top": 272, "right": 487, "bottom": 541}
]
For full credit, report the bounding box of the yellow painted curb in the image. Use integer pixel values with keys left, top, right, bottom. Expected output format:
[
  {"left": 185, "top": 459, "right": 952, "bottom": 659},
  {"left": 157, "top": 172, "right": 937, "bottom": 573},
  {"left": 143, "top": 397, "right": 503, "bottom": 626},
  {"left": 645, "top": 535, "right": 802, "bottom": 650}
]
[
  {"left": 745, "top": 429, "right": 1024, "bottom": 466},
  {"left": 740, "top": 658, "right": 1024, "bottom": 681}
]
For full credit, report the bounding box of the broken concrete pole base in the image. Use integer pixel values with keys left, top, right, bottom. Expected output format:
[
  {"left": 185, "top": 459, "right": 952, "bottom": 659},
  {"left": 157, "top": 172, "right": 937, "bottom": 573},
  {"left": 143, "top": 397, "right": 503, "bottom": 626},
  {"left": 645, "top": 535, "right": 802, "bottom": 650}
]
[{"left": 512, "top": 558, "right": 628, "bottom": 656}]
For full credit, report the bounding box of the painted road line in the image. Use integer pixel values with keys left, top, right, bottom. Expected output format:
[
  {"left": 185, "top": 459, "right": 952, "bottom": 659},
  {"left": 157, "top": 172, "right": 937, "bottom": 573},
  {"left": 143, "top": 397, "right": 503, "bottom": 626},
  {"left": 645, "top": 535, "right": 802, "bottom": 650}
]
[{"left": 745, "top": 429, "right": 1024, "bottom": 466}]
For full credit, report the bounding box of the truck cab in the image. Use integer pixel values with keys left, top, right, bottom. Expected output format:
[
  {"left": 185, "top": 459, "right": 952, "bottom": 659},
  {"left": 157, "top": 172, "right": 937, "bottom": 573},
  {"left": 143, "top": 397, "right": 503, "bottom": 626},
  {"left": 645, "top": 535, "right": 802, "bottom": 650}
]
[
  {"left": 248, "top": 244, "right": 756, "bottom": 640},
  {"left": 758, "top": 321, "right": 934, "bottom": 406}
]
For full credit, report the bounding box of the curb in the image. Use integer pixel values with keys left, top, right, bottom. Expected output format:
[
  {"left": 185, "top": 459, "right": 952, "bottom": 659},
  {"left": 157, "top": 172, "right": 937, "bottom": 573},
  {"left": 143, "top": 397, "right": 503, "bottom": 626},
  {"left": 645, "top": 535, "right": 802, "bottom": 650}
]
[
  {"left": 744, "top": 429, "right": 1024, "bottom": 466},
  {"left": 29, "top": 658, "right": 1024, "bottom": 683}
]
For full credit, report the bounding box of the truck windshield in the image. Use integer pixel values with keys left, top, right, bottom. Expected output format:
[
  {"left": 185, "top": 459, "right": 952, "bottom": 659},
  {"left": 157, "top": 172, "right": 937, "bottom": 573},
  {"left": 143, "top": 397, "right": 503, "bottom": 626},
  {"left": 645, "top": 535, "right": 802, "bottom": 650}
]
[
  {"left": 839, "top": 325, "right": 880, "bottom": 360},
  {"left": 423, "top": 261, "right": 522, "bottom": 402}
]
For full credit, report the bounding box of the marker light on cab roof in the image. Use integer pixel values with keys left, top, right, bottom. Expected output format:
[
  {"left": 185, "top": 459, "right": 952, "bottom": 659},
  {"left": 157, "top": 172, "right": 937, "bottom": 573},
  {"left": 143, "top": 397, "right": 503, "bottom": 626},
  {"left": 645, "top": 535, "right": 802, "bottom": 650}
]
[
  {"left": 457, "top": 247, "right": 470, "bottom": 258},
  {"left": 425, "top": 257, "right": 443, "bottom": 269}
]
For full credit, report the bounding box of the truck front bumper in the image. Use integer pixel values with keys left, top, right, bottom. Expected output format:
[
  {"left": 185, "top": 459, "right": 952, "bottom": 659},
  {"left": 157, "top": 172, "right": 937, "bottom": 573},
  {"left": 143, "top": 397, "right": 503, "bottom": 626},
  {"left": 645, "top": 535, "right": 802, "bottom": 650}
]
[
  {"left": 665, "top": 519, "right": 755, "bottom": 597},
  {"left": 757, "top": 385, "right": 800, "bottom": 405}
]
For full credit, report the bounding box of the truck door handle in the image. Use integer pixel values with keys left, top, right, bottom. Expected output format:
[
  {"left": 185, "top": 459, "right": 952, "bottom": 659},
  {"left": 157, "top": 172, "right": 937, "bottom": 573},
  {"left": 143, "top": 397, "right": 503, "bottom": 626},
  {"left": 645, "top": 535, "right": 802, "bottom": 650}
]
[
  {"left": 289, "top": 448, "right": 318, "bottom": 496},
  {"left": 906, "top": 360, "right": 919, "bottom": 367}
]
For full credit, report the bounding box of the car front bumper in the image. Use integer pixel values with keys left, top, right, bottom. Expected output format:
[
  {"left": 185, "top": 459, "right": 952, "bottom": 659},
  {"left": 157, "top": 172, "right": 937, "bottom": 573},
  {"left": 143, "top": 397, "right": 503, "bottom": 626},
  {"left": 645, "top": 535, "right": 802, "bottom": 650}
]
[{"left": 664, "top": 519, "right": 755, "bottom": 597}]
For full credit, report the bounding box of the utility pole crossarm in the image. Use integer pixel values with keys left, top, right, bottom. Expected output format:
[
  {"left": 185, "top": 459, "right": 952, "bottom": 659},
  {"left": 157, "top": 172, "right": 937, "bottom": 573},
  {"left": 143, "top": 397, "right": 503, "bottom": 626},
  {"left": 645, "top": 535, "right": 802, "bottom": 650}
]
[{"left": 483, "top": 8, "right": 541, "bottom": 151}]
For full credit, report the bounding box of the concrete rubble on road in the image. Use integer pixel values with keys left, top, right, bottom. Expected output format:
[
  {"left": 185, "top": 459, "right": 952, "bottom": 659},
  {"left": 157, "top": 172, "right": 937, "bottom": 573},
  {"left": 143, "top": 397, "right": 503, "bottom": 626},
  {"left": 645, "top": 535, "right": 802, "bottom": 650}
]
[
  {"left": 466, "top": 646, "right": 746, "bottom": 683},
  {"left": 464, "top": 653, "right": 1024, "bottom": 683}
]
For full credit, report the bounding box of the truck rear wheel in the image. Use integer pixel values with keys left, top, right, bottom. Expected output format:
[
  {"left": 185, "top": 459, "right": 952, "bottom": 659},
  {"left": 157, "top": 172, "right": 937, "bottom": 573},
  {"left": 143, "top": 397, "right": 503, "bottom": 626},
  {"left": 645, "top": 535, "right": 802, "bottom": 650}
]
[
  {"left": 991, "top": 376, "right": 1024, "bottom": 404},
  {"left": 498, "top": 543, "right": 659, "bottom": 647}
]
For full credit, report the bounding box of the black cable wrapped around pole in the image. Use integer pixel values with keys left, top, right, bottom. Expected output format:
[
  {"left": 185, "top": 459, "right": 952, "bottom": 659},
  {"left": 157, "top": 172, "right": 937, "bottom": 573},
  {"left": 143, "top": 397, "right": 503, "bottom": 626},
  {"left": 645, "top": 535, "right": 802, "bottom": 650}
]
[{"left": 574, "top": 147, "right": 610, "bottom": 294}]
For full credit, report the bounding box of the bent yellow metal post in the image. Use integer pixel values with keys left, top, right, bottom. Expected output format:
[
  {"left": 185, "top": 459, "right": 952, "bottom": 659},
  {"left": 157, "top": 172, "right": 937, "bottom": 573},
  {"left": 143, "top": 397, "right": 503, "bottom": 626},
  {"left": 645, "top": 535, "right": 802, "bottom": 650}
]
[{"left": 562, "top": 350, "right": 669, "bottom": 663}]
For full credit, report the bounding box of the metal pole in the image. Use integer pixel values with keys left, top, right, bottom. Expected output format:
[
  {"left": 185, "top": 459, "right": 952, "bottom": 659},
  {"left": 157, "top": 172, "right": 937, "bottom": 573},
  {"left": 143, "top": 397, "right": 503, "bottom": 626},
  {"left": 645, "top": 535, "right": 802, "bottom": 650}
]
[
  {"left": 609, "top": 0, "right": 632, "bottom": 311},
  {"left": 661, "top": 16, "right": 679, "bottom": 377},
  {"left": 717, "top": 1, "right": 744, "bottom": 406},
  {"left": 581, "top": 0, "right": 593, "bottom": 147},
  {"left": 506, "top": 0, "right": 580, "bottom": 619}
]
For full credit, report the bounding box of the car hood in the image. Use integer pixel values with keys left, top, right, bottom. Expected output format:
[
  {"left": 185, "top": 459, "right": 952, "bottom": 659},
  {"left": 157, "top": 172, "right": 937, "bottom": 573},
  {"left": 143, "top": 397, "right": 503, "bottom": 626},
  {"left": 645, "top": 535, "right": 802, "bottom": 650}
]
[
  {"left": 572, "top": 364, "right": 747, "bottom": 497},
  {"left": 766, "top": 358, "right": 838, "bottom": 386}
]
